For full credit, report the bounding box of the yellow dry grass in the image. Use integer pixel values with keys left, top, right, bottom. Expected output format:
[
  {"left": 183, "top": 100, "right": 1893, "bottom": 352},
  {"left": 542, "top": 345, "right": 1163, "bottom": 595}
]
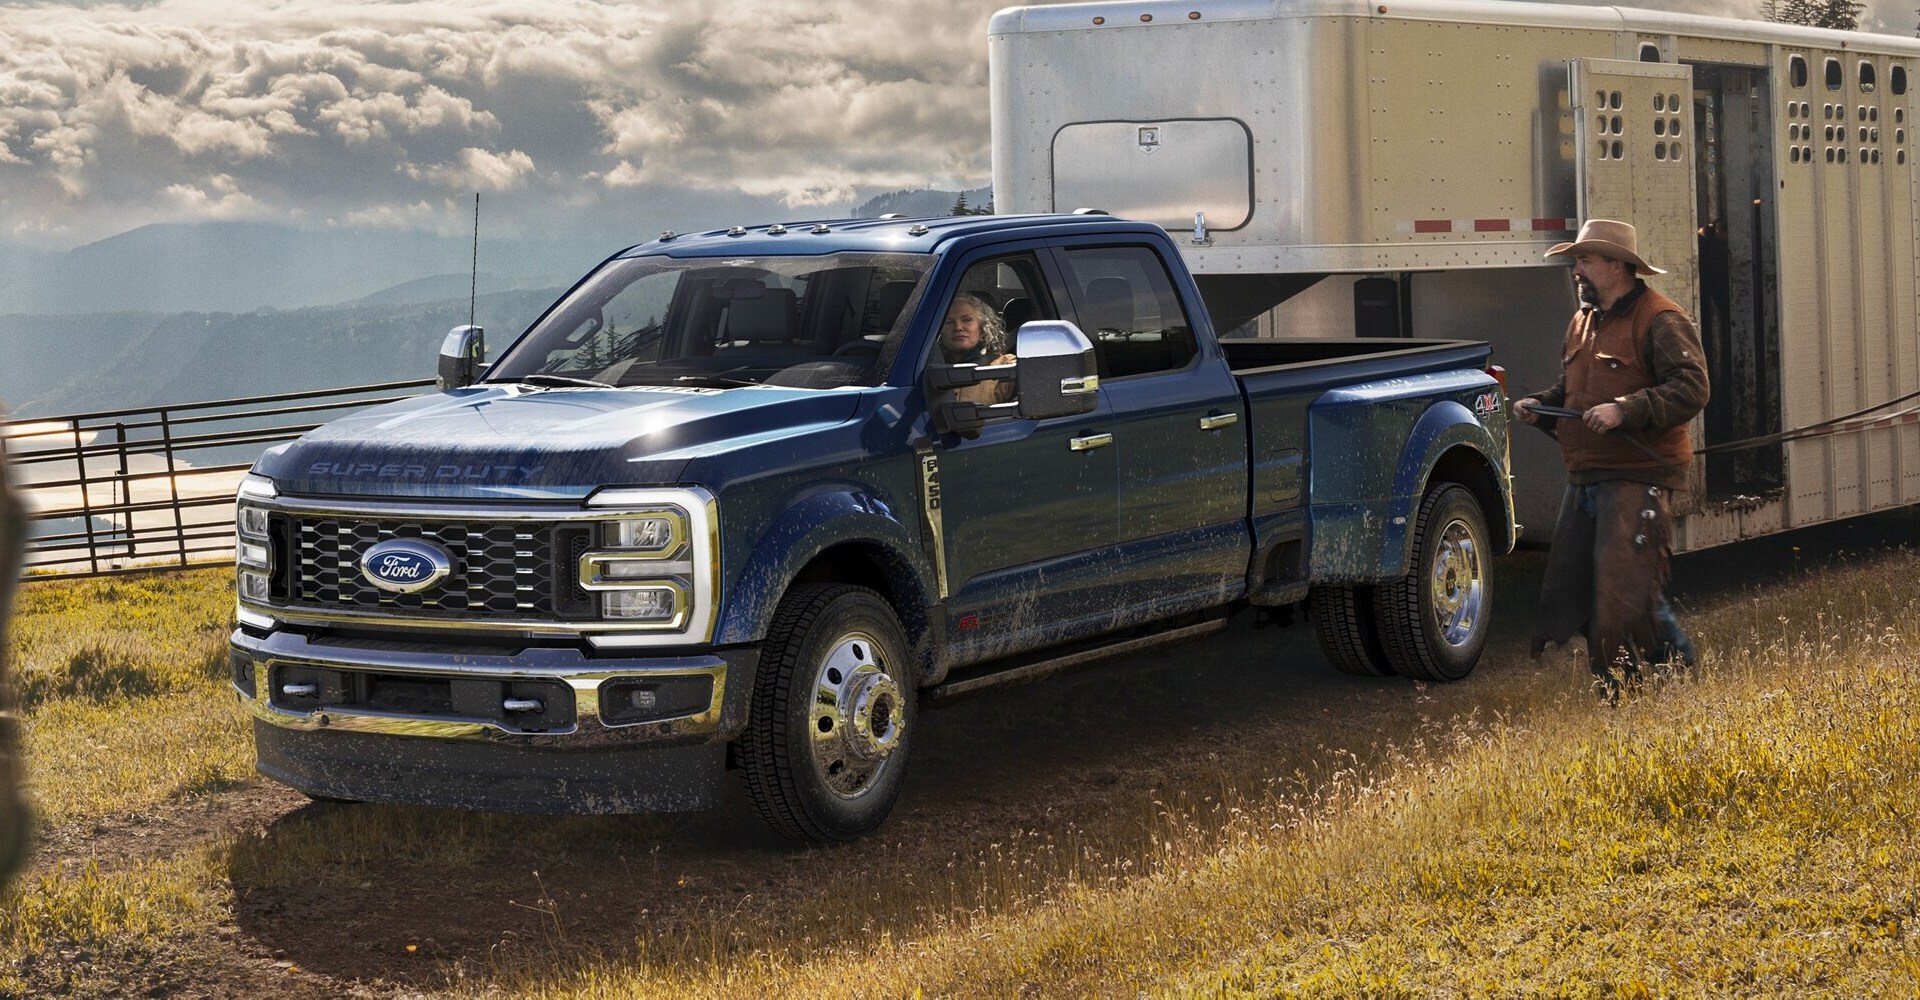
[
  {"left": 6, "top": 548, "right": 1920, "bottom": 997},
  {"left": 492, "top": 550, "right": 1920, "bottom": 998},
  {"left": 9, "top": 569, "right": 249, "bottom": 826}
]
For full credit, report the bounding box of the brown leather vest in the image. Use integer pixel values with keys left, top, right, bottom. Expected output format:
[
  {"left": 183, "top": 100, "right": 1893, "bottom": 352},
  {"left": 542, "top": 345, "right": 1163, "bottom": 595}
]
[{"left": 1557, "top": 285, "right": 1694, "bottom": 475}]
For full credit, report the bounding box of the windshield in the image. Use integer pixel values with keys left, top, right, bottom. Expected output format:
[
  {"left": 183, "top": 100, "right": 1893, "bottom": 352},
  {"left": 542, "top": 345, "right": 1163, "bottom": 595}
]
[{"left": 487, "top": 251, "right": 933, "bottom": 390}]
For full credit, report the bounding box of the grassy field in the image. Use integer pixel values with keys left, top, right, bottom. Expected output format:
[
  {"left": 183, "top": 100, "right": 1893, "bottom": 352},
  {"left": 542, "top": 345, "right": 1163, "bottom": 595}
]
[{"left": 5, "top": 542, "right": 1920, "bottom": 996}]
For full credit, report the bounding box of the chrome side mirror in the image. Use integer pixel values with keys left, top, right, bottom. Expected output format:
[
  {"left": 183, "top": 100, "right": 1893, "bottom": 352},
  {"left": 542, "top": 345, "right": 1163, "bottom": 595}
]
[
  {"left": 1010, "top": 321, "right": 1099, "bottom": 420},
  {"left": 437, "top": 325, "right": 485, "bottom": 390}
]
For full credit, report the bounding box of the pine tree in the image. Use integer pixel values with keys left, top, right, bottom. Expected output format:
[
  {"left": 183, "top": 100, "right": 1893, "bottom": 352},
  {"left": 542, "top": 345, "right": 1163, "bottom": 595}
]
[
  {"left": 950, "top": 192, "right": 971, "bottom": 216},
  {"left": 1765, "top": 0, "right": 1863, "bottom": 30}
]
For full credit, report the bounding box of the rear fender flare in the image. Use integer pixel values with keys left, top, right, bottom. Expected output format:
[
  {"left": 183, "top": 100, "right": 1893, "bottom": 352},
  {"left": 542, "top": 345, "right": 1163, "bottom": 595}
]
[{"left": 1381, "top": 401, "right": 1505, "bottom": 576}]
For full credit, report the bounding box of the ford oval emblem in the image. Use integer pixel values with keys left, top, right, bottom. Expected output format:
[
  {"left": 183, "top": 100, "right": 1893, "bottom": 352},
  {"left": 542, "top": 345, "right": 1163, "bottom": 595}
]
[{"left": 359, "top": 538, "right": 452, "bottom": 594}]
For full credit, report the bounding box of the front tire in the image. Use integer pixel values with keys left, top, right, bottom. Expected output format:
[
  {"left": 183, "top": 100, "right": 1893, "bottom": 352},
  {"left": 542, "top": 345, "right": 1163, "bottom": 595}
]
[
  {"left": 741, "top": 584, "right": 914, "bottom": 843},
  {"left": 1373, "top": 483, "right": 1491, "bottom": 682}
]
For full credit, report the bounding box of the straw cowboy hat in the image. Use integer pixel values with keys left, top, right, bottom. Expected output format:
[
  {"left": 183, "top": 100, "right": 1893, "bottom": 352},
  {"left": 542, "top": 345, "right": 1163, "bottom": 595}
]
[{"left": 1544, "top": 218, "right": 1667, "bottom": 275}]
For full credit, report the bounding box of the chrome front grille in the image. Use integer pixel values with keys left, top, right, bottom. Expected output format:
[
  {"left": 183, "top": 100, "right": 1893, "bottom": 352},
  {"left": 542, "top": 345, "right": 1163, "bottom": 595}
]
[{"left": 287, "top": 516, "right": 591, "bottom": 621}]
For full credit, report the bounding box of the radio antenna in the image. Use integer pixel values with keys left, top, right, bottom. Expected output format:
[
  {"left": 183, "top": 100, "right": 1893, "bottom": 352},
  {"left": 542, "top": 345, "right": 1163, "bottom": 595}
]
[{"left": 467, "top": 192, "right": 480, "bottom": 330}]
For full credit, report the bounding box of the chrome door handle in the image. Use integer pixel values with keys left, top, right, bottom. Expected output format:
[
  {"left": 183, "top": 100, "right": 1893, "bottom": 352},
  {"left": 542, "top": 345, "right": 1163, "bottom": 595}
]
[
  {"left": 1069, "top": 432, "right": 1114, "bottom": 452},
  {"left": 1198, "top": 412, "right": 1240, "bottom": 431}
]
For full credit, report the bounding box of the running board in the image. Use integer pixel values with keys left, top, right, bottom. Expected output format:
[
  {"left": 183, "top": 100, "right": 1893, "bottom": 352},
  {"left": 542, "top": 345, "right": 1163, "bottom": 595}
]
[{"left": 926, "top": 614, "right": 1229, "bottom": 705}]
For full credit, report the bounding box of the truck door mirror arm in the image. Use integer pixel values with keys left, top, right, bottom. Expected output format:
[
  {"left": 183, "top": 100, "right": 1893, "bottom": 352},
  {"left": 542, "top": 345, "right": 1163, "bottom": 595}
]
[
  {"left": 925, "top": 320, "right": 1099, "bottom": 435},
  {"left": 438, "top": 325, "right": 486, "bottom": 390},
  {"left": 927, "top": 360, "right": 1019, "bottom": 435}
]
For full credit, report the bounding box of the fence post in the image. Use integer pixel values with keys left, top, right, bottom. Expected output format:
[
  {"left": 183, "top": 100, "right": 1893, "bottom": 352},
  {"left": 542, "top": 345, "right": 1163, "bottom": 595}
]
[
  {"left": 77, "top": 418, "right": 99, "bottom": 575},
  {"left": 114, "top": 422, "right": 131, "bottom": 565},
  {"left": 160, "top": 408, "right": 186, "bottom": 568}
]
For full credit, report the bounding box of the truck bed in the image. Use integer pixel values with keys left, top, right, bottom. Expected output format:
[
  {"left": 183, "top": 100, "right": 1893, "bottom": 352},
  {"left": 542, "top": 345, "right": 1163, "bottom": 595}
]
[{"left": 1219, "top": 336, "right": 1494, "bottom": 381}]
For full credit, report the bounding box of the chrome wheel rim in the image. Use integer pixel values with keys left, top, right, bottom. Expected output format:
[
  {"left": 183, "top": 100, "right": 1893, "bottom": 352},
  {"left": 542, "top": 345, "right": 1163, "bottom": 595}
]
[
  {"left": 1428, "top": 517, "right": 1484, "bottom": 648},
  {"left": 808, "top": 630, "right": 905, "bottom": 799}
]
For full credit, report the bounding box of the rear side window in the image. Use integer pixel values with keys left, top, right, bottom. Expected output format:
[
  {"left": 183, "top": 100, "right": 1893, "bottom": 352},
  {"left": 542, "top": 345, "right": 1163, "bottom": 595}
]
[{"left": 1059, "top": 246, "right": 1199, "bottom": 379}]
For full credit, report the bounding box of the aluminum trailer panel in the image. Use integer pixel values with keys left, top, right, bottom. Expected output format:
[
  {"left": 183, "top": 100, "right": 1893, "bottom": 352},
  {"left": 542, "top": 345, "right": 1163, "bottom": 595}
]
[{"left": 992, "top": 0, "right": 1920, "bottom": 551}]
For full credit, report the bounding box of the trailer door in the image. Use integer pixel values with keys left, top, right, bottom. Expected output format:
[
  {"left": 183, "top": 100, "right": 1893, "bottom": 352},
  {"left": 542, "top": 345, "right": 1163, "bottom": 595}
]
[
  {"left": 1571, "top": 58, "right": 1704, "bottom": 510},
  {"left": 1572, "top": 59, "right": 1700, "bottom": 322}
]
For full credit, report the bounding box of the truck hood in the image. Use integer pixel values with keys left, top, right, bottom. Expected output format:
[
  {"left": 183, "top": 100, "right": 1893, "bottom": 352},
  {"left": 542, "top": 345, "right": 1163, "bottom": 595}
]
[{"left": 255, "top": 383, "right": 865, "bottom": 500}]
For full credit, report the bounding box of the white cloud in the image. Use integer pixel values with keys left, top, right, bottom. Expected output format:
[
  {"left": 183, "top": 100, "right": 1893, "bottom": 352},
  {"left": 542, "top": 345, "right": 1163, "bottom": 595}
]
[
  {"left": 0, "top": 0, "right": 1017, "bottom": 247},
  {"left": 405, "top": 146, "right": 536, "bottom": 191},
  {"left": 0, "top": 0, "right": 1916, "bottom": 250},
  {"left": 162, "top": 173, "right": 263, "bottom": 217}
]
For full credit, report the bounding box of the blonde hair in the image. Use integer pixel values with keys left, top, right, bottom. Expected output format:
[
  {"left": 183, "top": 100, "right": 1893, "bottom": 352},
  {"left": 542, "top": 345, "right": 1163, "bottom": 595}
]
[{"left": 946, "top": 292, "right": 1007, "bottom": 358}]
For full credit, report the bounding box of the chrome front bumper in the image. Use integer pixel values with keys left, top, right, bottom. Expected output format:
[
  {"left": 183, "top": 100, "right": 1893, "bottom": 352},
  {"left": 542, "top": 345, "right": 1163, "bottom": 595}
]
[{"left": 229, "top": 628, "right": 755, "bottom": 749}]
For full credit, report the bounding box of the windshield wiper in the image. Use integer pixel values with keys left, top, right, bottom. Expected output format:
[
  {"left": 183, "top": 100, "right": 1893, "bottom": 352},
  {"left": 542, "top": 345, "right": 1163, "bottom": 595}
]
[
  {"left": 515, "top": 374, "right": 614, "bottom": 389},
  {"left": 672, "top": 374, "right": 760, "bottom": 388},
  {"left": 616, "top": 367, "right": 760, "bottom": 389}
]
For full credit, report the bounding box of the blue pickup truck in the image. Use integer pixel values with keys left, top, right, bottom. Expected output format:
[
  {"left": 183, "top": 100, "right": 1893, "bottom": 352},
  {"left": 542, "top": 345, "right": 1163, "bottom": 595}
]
[{"left": 230, "top": 213, "right": 1514, "bottom": 842}]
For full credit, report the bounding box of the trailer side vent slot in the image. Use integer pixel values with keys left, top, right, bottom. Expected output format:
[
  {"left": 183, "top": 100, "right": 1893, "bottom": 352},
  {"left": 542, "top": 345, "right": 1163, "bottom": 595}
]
[
  {"left": 1826, "top": 58, "right": 1843, "bottom": 92},
  {"left": 1790, "top": 55, "right": 1809, "bottom": 89}
]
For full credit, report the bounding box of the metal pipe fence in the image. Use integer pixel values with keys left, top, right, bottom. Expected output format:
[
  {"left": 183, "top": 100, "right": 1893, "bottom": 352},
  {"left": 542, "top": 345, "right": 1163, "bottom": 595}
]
[{"left": 2, "top": 379, "right": 432, "bottom": 580}]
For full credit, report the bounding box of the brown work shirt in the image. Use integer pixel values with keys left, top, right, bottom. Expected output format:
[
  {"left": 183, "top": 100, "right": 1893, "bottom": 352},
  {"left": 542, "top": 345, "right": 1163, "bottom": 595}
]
[{"left": 1529, "top": 281, "right": 1710, "bottom": 490}]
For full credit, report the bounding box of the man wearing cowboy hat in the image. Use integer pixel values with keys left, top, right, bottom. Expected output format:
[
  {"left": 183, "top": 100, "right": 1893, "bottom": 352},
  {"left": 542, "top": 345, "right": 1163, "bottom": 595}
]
[{"left": 1512, "top": 219, "right": 1710, "bottom": 699}]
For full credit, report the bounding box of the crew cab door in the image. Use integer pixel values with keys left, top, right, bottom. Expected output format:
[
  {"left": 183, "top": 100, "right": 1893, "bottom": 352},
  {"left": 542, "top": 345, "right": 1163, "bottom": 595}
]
[
  {"left": 1054, "top": 243, "right": 1249, "bottom": 615},
  {"left": 921, "top": 251, "right": 1122, "bottom": 663}
]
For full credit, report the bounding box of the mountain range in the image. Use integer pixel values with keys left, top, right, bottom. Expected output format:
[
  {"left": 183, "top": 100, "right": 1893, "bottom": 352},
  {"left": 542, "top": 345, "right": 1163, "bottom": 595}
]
[{"left": 0, "top": 187, "right": 990, "bottom": 419}]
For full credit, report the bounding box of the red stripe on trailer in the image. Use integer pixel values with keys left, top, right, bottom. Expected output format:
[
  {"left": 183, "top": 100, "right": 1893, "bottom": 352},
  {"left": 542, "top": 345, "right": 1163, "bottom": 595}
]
[{"left": 1410, "top": 218, "right": 1576, "bottom": 233}]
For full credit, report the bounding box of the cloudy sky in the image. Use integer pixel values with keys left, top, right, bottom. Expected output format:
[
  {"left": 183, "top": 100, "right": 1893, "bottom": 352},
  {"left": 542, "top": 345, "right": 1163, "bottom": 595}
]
[{"left": 0, "top": 0, "right": 1911, "bottom": 253}]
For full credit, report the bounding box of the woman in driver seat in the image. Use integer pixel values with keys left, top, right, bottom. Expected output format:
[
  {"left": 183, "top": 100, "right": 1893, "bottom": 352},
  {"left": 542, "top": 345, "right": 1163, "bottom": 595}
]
[{"left": 939, "top": 292, "right": 1016, "bottom": 406}]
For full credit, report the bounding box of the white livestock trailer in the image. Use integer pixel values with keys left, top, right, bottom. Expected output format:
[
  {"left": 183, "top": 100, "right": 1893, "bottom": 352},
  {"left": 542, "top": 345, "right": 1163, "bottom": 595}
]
[{"left": 990, "top": 0, "right": 1920, "bottom": 550}]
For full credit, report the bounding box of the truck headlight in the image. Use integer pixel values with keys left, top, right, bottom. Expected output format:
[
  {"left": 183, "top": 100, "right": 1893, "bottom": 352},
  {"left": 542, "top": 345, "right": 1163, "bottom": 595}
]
[
  {"left": 579, "top": 489, "right": 716, "bottom": 639},
  {"left": 599, "top": 583, "right": 689, "bottom": 622},
  {"left": 235, "top": 474, "right": 277, "bottom": 613}
]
